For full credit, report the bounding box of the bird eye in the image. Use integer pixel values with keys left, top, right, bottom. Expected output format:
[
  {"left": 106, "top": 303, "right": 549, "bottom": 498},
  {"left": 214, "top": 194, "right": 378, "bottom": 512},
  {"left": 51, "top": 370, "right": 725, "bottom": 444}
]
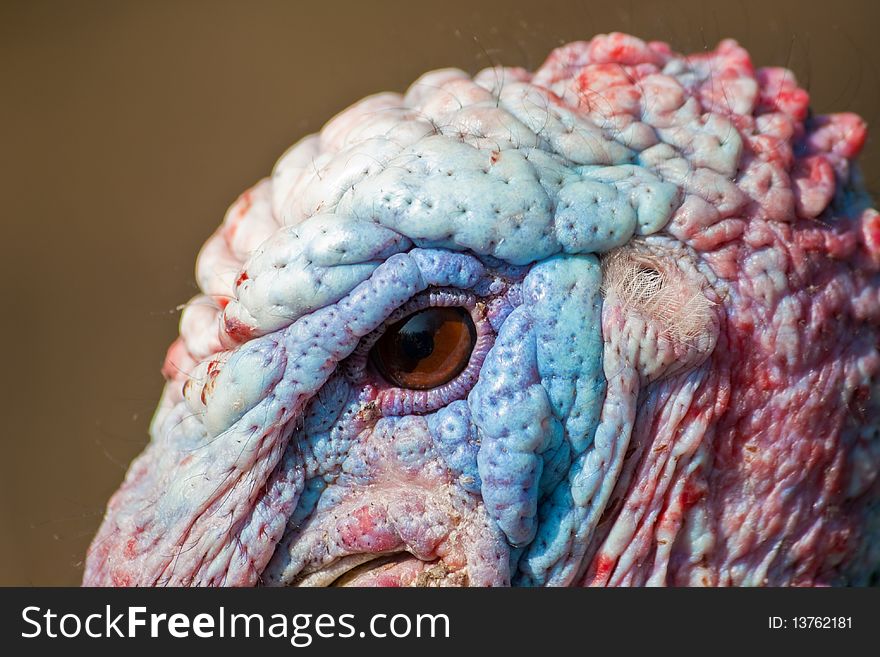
[{"left": 370, "top": 306, "right": 477, "bottom": 390}]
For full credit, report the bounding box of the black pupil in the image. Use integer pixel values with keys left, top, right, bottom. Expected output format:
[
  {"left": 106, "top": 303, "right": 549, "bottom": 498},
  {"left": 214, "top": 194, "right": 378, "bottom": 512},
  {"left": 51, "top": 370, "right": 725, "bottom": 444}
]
[{"left": 401, "top": 324, "right": 435, "bottom": 363}]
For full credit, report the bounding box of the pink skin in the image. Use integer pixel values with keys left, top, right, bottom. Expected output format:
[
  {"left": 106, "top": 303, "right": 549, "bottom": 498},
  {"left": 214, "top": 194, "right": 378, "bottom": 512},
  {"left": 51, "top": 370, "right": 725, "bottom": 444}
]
[
  {"left": 262, "top": 407, "right": 510, "bottom": 587},
  {"left": 83, "top": 33, "right": 880, "bottom": 587}
]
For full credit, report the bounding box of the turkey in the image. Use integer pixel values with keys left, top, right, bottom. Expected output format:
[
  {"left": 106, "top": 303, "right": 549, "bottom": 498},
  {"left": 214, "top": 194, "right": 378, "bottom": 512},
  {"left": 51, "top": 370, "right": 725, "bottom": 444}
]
[{"left": 84, "top": 32, "right": 880, "bottom": 586}]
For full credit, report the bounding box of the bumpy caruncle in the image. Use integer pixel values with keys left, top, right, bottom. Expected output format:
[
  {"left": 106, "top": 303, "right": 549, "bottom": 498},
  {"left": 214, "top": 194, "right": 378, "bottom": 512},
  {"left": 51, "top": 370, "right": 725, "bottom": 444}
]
[{"left": 86, "top": 33, "right": 880, "bottom": 587}]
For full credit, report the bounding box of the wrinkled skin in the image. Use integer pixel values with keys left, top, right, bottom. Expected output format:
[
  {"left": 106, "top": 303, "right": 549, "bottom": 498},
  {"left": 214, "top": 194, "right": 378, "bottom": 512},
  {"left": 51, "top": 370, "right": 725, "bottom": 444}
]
[{"left": 84, "top": 33, "right": 880, "bottom": 587}]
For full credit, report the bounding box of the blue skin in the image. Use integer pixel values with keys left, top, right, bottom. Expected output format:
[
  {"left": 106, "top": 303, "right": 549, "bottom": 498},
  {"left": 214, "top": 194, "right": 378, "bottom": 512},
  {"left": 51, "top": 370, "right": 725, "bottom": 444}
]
[
  {"left": 87, "top": 91, "right": 702, "bottom": 586},
  {"left": 245, "top": 249, "right": 611, "bottom": 585},
  {"left": 197, "top": 144, "right": 681, "bottom": 585}
]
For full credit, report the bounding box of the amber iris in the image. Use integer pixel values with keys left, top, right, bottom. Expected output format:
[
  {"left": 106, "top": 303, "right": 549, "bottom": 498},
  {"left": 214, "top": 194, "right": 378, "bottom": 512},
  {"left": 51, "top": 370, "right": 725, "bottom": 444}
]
[{"left": 371, "top": 306, "right": 477, "bottom": 390}]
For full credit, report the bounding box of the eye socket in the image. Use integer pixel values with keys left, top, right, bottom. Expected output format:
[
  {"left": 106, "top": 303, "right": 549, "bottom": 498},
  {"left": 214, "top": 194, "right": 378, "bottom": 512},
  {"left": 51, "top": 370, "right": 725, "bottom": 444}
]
[{"left": 370, "top": 306, "right": 477, "bottom": 390}]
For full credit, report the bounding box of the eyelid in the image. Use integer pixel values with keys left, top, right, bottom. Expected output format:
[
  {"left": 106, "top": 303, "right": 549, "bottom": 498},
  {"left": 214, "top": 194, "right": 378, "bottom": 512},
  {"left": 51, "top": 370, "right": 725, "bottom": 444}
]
[{"left": 342, "top": 287, "right": 496, "bottom": 416}]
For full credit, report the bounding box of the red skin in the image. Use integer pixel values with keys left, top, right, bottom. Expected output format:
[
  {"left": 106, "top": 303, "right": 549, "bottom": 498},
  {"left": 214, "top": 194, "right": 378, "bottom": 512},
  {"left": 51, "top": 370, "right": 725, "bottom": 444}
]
[{"left": 89, "top": 33, "right": 880, "bottom": 587}]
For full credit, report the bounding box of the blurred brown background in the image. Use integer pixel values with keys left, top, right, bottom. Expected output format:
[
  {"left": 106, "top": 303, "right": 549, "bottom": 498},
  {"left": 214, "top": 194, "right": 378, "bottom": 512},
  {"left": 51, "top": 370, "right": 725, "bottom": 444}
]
[{"left": 1, "top": 0, "right": 878, "bottom": 586}]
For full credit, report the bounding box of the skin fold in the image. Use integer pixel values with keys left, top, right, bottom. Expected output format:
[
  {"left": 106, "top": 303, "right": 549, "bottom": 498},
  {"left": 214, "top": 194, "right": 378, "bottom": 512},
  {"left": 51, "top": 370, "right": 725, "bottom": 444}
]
[{"left": 84, "top": 32, "right": 880, "bottom": 587}]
